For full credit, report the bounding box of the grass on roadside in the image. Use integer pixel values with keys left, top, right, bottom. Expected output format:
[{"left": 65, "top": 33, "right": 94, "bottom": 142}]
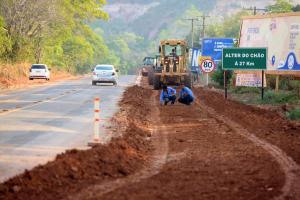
[
  {"left": 0, "top": 63, "right": 72, "bottom": 89},
  {"left": 259, "top": 90, "right": 299, "bottom": 105},
  {"left": 229, "top": 87, "right": 262, "bottom": 104},
  {"left": 229, "top": 86, "right": 300, "bottom": 105},
  {"left": 287, "top": 107, "right": 300, "bottom": 120},
  {"left": 231, "top": 86, "right": 261, "bottom": 94},
  {"left": 0, "top": 63, "right": 30, "bottom": 88}
]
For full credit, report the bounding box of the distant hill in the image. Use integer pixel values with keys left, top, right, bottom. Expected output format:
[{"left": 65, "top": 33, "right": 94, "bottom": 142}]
[
  {"left": 104, "top": 0, "right": 216, "bottom": 39},
  {"left": 90, "top": 0, "right": 300, "bottom": 72},
  {"left": 108, "top": 0, "right": 155, "bottom": 4}
]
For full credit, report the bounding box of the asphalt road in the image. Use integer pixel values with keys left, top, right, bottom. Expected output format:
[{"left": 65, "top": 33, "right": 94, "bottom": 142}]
[{"left": 0, "top": 75, "right": 136, "bottom": 182}]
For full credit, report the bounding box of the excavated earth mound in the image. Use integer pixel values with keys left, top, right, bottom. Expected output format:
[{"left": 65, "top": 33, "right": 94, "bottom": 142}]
[{"left": 194, "top": 88, "right": 300, "bottom": 165}]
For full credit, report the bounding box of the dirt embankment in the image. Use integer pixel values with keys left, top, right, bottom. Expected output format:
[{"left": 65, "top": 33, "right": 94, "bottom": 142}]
[
  {"left": 0, "top": 86, "right": 153, "bottom": 200},
  {"left": 99, "top": 91, "right": 286, "bottom": 200},
  {"left": 194, "top": 88, "right": 300, "bottom": 165}
]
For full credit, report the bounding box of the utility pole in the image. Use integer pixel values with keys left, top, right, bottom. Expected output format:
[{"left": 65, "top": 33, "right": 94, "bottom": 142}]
[
  {"left": 183, "top": 18, "right": 199, "bottom": 49},
  {"left": 199, "top": 15, "right": 210, "bottom": 39},
  {"left": 244, "top": 6, "right": 267, "bottom": 15},
  {"left": 244, "top": 6, "right": 268, "bottom": 98},
  {"left": 184, "top": 15, "right": 210, "bottom": 48},
  {"left": 196, "top": 15, "right": 210, "bottom": 48},
  {"left": 198, "top": 15, "right": 210, "bottom": 86}
]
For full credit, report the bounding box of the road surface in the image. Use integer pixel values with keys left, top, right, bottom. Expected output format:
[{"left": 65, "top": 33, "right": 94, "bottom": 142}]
[{"left": 0, "top": 75, "right": 136, "bottom": 182}]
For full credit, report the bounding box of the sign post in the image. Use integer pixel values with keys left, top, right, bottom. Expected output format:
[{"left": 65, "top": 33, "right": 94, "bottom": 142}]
[
  {"left": 262, "top": 70, "right": 265, "bottom": 99},
  {"left": 224, "top": 70, "right": 228, "bottom": 99},
  {"left": 222, "top": 47, "right": 267, "bottom": 99},
  {"left": 200, "top": 58, "right": 216, "bottom": 86}
]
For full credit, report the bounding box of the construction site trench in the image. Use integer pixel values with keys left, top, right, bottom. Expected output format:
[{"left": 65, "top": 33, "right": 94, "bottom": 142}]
[{"left": 1, "top": 77, "right": 300, "bottom": 200}]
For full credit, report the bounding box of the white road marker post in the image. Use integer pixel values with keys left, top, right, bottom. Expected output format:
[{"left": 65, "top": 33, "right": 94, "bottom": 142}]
[{"left": 88, "top": 97, "right": 101, "bottom": 147}]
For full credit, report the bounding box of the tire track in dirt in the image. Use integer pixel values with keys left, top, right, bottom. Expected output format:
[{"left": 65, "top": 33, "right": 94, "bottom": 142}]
[
  {"left": 68, "top": 91, "right": 169, "bottom": 200},
  {"left": 195, "top": 98, "right": 300, "bottom": 200}
]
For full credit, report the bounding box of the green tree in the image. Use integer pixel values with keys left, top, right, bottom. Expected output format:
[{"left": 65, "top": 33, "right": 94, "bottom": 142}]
[
  {"left": 105, "top": 32, "right": 147, "bottom": 74},
  {"left": 0, "top": 16, "right": 11, "bottom": 59},
  {"left": 206, "top": 11, "right": 249, "bottom": 39},
  {"left": 211, "top": 63, "right": 233, "bottom": 87},
  {"left": 62, "top": 36, "right": 94, "bottom": 73},
  {"left": 266, "top": 0, "right": 293, "bottom": 13},
  {"left": 0, "top": 0, "right": 110, "bottom": 74},
  {"left": 292, "top": 4, "right": 300, "bottom": 11}
]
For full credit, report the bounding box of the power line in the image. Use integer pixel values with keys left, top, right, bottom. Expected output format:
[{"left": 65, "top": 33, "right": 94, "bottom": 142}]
[
  {"left": 199, "top": 15, "right": 210, "bottom": 39},
  {"left": 195, "top": 15, "right": 210, "bottom": 47},
  {"left": 183, "top": 18, "right": 199, "bottom": 48},
  {"left": 183, "top": 15, "right": 210, "bottom": 49},
  {"left": 244, "top": 6, "right": 267, "bottom": 15}
]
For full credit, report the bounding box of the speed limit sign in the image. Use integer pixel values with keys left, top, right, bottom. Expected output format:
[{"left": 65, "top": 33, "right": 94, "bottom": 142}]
[{"left": 200, "top": 59, "right": 216, "bottom": 73}]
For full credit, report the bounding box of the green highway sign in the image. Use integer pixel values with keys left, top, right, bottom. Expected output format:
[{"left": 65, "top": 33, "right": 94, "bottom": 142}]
[{"left": 222, "top": 48, "right": 267, "bottom": 70}]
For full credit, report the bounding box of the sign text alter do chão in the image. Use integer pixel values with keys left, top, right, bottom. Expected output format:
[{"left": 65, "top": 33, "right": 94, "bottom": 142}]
[{"left": 222, "top": 48, "right": 267, "bottom": 70}]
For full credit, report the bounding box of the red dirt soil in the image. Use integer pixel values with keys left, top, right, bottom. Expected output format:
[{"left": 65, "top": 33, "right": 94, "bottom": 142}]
[
  {"left": 98, "top": 91, "right": 286, "bottom": 200},
  {"left": 194, "top": 88, "right": 300, "bottom": 165},
  {"left": 1, "top": 79, "right": 300, "bottom": 200}
]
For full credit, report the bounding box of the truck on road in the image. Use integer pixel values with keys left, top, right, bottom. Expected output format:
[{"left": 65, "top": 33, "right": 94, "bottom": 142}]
[{"left": 141, "top": 57, "right": 155, "bottom": 77}]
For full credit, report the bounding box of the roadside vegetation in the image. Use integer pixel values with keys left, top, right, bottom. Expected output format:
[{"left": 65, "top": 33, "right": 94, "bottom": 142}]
[
  {"left": 287, "top": 108, "right": 300, "bottom": 120},
  {"left": 208, "top": 0, "right": 300, "bottom": 120},
  {"left": 211, "top": 69, "right": 300, "bottom": 120},
  {"left": 0, "top": 0, "right": 113, "bottom": 74},
  {"left": 0, "top": 62, "right": 72, "bottom": 89}
]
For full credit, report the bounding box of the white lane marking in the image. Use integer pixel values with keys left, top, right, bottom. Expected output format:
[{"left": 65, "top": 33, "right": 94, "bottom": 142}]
[
  {"left": 0, "top": 123, "right": 76, "bottom": 134},
  {"left": 0, "top": 88, "right": 85, "bottom": 116}
]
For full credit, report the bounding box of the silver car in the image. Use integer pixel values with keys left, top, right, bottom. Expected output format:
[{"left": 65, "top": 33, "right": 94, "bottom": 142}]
[{"left": 92, "top": 65, "right": 118, "bottom": 86}]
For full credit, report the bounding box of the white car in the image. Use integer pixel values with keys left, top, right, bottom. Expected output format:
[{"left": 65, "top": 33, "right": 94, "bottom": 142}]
[
  {"left": 29, "top": 64, "right": 51, "bottom": 80},
  {"left": 92, "top": 65, "right": 118, "bottom": 86}
]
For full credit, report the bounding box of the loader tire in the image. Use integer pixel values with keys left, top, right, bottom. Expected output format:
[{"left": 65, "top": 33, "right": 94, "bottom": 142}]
[
  {"left": 153, "top": 75, "right": 160, "bottom": 90},
  {"left": 142, "top": 71, "right": 148, "bottom": 77},
  {"left": 148, "top": 71, "right": 154, "bottom": 85},
  {"left": 184, "top": 74, "right": 192, "bottom": 89}
]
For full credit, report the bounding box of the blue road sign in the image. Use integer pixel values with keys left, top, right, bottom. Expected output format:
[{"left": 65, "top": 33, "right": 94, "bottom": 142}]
[{"left": 202, "top": 38, "right": 235, "bottom": 64}]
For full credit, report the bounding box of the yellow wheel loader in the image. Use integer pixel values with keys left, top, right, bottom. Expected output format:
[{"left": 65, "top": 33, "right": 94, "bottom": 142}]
[{"left": 153, "top": 39, "right": 192, "bottom": 90}]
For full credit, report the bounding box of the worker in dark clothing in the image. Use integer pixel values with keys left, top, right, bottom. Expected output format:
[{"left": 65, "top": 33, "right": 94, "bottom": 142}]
[
  {"left": 170, "top": 48, "right": 177, "bottom": 57},
  {"left": 178, "top": 83, "right": 194, "bottom": 105},
  {"left": 160, "top": 85, "right": 176, "bottom": 105}
]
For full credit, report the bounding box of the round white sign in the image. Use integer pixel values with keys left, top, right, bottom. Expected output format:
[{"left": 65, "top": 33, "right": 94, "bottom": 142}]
[{"left": 200, "top": 59, "right": 216, "bottom": 73}]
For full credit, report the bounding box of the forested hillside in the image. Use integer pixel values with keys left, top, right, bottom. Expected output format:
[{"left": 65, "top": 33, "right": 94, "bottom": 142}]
[
  {"left": 97, "top": 0, "right": 300, "bottom": 73},
  {"left": 0, "top": 0, "right": 115, "bottom": 74}
]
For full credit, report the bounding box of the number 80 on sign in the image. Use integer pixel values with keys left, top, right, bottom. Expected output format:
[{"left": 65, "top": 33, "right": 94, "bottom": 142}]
[{"left": 200, "top": 59, "right": 216, "bottom": 73}]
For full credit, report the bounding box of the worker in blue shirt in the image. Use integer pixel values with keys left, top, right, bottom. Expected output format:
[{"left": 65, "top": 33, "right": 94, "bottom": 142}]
[
  {"left": 160, "top": 85, "right": 176, "bottom": 105},
  {"left": 178, "top": 83, "right": 194, "bottom": 105}
]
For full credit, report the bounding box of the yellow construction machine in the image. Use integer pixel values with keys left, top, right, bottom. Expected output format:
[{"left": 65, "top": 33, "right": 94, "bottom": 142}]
[{"left": 153, "top": 39, "right": 192, "bottom": 90}]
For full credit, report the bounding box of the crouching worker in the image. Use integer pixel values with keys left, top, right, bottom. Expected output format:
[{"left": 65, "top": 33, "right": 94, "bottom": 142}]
[
  {"left": 178, "top": 83, "right": 194, "bottom": 105},
  {"left": 160, "top": 85, "right": 176, "bottom": 105}
]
